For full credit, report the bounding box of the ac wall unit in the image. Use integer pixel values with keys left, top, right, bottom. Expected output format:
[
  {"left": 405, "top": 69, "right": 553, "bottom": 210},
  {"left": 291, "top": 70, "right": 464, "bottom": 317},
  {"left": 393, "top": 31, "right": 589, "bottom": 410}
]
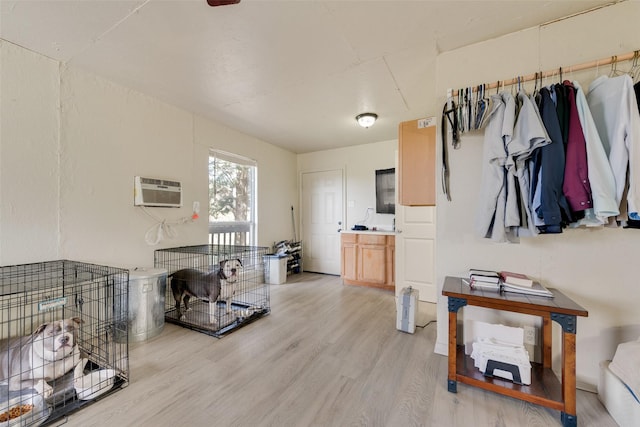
[{"left": 134, "top": 176, "right": 182, "bottom": 208}]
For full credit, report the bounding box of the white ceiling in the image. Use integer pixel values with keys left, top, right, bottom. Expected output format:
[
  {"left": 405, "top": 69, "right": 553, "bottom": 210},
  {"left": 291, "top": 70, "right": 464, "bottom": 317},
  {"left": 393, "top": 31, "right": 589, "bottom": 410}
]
[{"left": 0, "top": 0, "right": 617, "bottom": 153}]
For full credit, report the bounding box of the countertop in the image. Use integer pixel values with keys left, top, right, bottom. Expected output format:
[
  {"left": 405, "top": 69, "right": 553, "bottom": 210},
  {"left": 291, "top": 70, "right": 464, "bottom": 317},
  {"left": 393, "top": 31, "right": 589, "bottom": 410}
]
[{"left": 340, "top": 229, "right": 397, "bottom": 236}]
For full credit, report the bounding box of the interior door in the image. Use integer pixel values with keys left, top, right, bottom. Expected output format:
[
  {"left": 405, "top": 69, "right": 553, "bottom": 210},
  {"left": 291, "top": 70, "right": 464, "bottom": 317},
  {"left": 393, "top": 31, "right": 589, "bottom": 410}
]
[
  {"left": 301, "top": 169, "right": 344, "bottom": 275},
  {"left": 395, "top": 204, "right": 437, "bottom": 302}
]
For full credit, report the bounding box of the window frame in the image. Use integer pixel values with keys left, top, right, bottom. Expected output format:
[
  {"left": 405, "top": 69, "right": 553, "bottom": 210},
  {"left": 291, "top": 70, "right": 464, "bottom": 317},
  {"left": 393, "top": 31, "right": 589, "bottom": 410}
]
[{"left": 208, "top": 149, "right": 257, "bottom": 246}]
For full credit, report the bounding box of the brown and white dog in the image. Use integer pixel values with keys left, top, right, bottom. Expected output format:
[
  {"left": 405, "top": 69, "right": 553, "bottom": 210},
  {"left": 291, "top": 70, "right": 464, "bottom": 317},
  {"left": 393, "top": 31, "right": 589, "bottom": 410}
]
[
  {"left": 0, "top": 317, "right": 83, "bottom": 398},
  {"left": 170, "top": 259, "right": 242, "bottom": 324}
]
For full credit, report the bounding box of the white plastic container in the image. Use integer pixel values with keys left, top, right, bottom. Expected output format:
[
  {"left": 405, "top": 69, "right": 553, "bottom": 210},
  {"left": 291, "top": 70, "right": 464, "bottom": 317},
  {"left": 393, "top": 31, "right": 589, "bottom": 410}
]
[
  {"left": 396, "top": 287, "right": 419, "bottom": 333},
  {"left": 264, "top": 255, "right": 287, "bottom": 285}
]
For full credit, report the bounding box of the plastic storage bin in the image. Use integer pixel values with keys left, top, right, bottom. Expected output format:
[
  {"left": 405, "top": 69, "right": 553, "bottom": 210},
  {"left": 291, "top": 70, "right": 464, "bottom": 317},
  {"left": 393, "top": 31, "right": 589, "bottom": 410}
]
[
  {"left": 264, "top": 254, "right": 287, "bottom": 285},
  {"left": 127, "top": 267, "right": 167, "bottom": 342}
]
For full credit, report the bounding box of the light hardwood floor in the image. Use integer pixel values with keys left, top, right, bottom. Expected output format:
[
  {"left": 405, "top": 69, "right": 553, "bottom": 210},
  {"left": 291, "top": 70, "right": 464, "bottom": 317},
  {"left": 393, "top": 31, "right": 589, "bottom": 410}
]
[{"left": 64, "top": 273, "right": 616, "bottom": 427}]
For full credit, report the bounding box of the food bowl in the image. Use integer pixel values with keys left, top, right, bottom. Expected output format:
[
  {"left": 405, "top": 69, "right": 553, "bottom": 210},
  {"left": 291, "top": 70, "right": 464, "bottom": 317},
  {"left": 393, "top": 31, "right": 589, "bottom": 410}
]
[
  {"left": 0, "top": 393, "right": 48, "bottom": 427},
  {"left": 73, "top": 359, "right": 117, "bottom": 401}
]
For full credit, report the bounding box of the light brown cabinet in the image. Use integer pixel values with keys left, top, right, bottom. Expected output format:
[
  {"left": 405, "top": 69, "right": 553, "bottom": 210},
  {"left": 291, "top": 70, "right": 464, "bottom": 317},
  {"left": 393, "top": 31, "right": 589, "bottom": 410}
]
[
  {"left": 341, "top": 233, "right": 395, "bottom": 292},
  {"left": 398, "top": 117, "right": 437, "bottom": 206}
]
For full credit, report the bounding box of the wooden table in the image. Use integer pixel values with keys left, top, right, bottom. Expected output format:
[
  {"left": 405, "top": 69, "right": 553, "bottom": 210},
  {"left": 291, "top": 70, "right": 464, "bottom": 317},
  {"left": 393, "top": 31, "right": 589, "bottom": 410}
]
[{"left": 442, "top": 276, "right": 588, "bottom": 427}]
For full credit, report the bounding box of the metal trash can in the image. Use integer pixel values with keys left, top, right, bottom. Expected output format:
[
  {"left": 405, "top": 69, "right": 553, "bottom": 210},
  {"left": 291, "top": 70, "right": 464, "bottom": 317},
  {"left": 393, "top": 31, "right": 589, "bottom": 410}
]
[
  {"left": 126, "top": 267, "right": 167, "bottom": 342},
  {"left": 263, "top": 254, "right": 287, "bottom": 285}
]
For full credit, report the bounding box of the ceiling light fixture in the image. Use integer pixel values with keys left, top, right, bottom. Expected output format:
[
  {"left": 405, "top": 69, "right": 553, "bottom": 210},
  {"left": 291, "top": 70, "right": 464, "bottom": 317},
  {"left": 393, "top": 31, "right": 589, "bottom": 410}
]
[{"left": 356, "top": 113, "right": 378, "bottom": 128}]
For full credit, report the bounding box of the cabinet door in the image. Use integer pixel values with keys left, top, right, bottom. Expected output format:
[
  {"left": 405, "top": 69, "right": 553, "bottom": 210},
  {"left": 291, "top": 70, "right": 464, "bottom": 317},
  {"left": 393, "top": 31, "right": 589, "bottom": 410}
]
[
  {"left": 386, "top": 237, "right": 395, "bottom": 287},
  {"left": 357, "top": 244, "right": 386, "bottom": 284},
  {"left": 341, "top": 235, "right": 357, "bottom": 280},
  {"left": 398, "top": 118, "right": 436, "bottom": 206}
]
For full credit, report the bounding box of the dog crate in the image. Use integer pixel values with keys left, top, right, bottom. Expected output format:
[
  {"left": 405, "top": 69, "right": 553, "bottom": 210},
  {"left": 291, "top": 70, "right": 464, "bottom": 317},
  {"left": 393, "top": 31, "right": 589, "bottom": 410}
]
[
  {"left": 0, "top": 260, "right": 129, "bottom": 426},
  {"left": 154, "top": 244, "right": 270, "bottom": 338}
]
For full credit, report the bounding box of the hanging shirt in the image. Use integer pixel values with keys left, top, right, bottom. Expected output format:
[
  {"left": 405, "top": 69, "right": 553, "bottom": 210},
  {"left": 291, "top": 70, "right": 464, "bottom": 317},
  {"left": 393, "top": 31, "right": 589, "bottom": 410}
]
[
  {"left": 533, "top": 87, "right": 572, "bottom": 232},
  {"left": 562, "top": 81, "right": 593, "bottom": 214},
  {"left": 475, "top": 93, "right": 515, "bottom": 242},
  {"left": 554, "top": 83, "right": 570, "bottom": 148},
  {"left": 505, "top": 91, "right": 551, "bottom": 237},
  {"left": 571, "top": 81, "right": 618, "bottom": 226},
  {"left": 587, "top": 74, "right": 640, "bottom": 220}
]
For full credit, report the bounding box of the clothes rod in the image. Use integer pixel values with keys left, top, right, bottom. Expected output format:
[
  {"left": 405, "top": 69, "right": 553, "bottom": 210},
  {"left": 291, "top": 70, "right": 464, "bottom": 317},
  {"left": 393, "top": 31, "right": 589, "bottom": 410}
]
[{"left": 448, "top": 49, "right": 639, "bottom": 97}]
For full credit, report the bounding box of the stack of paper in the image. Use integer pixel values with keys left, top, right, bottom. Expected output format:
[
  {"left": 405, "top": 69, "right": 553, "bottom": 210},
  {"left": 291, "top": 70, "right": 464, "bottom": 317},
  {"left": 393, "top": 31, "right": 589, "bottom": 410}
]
[
  {"left": 501, "top": 281, "right": 553, "bottom": 297},
  {"left": 470, "top": 337, "right": 532, "bottom": 385}
]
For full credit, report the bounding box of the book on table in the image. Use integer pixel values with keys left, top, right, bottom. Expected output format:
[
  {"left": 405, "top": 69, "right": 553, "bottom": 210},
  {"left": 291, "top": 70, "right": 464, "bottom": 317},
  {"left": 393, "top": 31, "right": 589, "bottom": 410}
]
[
  {"left": 466, "top": 268, "right": 552, "bottom": 297},
  {"left": 499, "top": 271, "right": 533, "bottom": 287},
  {"left": 469, "top": 269, "right": 500, "bottom": 284},
  {"left": 469, "top": 279, "right": 500, "bottom": 291},
  {"left": 501, "top": 281, "right": 554, "bottom": 298}
]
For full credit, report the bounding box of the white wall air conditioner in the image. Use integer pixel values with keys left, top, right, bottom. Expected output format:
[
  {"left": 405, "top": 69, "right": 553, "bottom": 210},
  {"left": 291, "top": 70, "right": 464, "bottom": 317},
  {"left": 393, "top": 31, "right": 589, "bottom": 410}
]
[{"left": 134, "top": 176, "right": 182, "bottom": 208}]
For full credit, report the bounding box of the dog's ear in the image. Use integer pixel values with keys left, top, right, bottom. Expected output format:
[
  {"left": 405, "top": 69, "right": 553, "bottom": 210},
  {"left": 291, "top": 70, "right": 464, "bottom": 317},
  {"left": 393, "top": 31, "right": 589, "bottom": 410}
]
[
  {"left": 71, "top": 317, "right": 84, "bottom": 326},
  {"left": 236, "top": 258, "right": 243, "bottom": 267},
  {"left": 32, "top": 323, "right": 49, "bottom": 336},
  {"left": 219, "top": 260, "right": 227, "bottom": 269}
]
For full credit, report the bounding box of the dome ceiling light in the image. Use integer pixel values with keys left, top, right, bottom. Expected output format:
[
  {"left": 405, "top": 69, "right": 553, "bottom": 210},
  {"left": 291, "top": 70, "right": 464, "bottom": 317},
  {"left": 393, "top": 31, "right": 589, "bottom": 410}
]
[{"left": 356, "top": 113, "right": 378, "bottom": 128}]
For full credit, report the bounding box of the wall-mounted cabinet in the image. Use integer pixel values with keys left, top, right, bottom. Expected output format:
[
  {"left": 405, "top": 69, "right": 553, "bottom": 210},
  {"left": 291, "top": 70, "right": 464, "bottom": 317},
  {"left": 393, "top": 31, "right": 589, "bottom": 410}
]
[
  {"left": 398, "top": 117, "right": 437, "bottom": 206},
  {"left": 341, "top": 232, "right": 395, "bottom": 292}
]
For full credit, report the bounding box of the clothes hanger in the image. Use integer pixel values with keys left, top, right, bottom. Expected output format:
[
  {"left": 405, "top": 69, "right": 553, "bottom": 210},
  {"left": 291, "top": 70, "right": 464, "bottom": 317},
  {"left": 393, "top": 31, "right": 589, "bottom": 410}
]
[
  {"left": 467, "top": 87, "right": 473, "bottom": 131},
  {"left": 568, "top": 66, "right": 573, "bottom": 83},
  {"left": 609, "top": 56, "right": 625, "bottom": 77},
  {"left": 457, "top": 88, "right": 464, "bottom": 133},
  {"left": 628, "top": 51, "right": 640, "bottom": 82},
  {"left": 475, "top": 84, "right": 489, "bottom": 129}
]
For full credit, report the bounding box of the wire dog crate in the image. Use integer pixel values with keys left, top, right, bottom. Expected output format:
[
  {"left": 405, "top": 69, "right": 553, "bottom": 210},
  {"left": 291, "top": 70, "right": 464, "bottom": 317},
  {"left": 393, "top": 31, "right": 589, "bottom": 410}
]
[
  {"left": 0, "top": 260, "right": 129, "bottom": 427},
  {"left": 155, "top": 244, "right": 271, "bottom": 338}
]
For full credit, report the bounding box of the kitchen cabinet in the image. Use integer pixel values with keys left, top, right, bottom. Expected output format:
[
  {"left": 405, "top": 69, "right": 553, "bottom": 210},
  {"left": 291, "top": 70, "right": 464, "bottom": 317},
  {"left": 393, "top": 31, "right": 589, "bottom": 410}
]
[
  {"left": 340, "top": 232, "right": 395, "bottom": 292},
  {"left": 398, "top": 117, "right": 437, "bottom": 206}
]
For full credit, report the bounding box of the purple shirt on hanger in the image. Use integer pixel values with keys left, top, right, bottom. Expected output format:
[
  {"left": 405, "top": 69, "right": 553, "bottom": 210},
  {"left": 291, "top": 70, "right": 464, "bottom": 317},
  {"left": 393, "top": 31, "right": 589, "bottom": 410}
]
[{"left": 562, "top": 81, "right": 592, "bottom": 213}]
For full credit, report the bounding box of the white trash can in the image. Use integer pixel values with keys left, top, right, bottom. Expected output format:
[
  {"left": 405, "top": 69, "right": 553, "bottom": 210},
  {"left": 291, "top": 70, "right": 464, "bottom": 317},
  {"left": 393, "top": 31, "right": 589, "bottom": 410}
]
[{"left": 264, "top": 254, "right": 287, "bottom": 285}]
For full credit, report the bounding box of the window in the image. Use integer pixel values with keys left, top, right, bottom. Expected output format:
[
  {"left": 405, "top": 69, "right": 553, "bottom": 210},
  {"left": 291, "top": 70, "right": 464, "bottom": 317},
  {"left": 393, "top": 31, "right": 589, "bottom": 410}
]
[{"left": 209, "top": 150, "right": 257, "bottom": 246}]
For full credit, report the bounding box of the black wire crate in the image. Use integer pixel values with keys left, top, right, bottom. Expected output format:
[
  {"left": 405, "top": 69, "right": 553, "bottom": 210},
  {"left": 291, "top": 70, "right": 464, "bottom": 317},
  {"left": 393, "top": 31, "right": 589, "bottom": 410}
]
[
  {"left": 154, "top": 244, "right": 271, "bottom": 338},
  {"left": 0, "top": 260, "right": 129, "bottom": 426}
]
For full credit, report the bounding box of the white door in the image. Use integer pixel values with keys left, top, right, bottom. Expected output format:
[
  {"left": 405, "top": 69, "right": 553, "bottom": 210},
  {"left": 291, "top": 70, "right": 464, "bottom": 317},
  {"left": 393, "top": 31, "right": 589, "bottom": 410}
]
[
  {"left": 395, "top": 205, "right": 437, "bottom": 302},
  {"left": 301, "top": 169, "right": 344, "bottom": 275}
]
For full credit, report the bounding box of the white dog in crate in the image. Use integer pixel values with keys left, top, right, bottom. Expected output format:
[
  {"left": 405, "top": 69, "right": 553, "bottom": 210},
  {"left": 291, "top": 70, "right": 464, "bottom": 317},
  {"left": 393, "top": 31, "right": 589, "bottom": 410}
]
[
  {"left": 219, "top": 259, "right": 243, "bottom": 314},
  {"left": 0, "top": 317, "right": 83, "bottom": 398},
  {"left": 170, "top": 259, "right": 243, "bottom": 325}
]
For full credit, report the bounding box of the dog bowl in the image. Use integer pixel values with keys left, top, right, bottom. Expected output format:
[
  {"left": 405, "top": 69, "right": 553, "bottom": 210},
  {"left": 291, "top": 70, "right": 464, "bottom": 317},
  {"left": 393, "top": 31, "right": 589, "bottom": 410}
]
[
  {"left": 73, "top": 359, "right": 117, "bottom": 401},
  {"left": 0, "top": 393, "right": 48, "bottom": 427}
]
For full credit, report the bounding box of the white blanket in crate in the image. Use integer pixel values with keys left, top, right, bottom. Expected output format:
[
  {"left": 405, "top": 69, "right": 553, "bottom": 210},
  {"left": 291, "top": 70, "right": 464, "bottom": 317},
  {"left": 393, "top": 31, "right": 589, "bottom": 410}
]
[{"left": 609, "top": 338, "right": 640, "bottom": 403}]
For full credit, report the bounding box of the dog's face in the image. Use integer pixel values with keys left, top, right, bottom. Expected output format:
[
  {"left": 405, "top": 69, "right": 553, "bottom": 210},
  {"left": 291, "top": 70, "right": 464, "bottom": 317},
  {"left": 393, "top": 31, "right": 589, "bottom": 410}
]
[
  {"left": 32, "top": 317, "right": 83, "bottom": 362},
  {"left": 220, "top": 259, "right": 242, "bottom": 283}
]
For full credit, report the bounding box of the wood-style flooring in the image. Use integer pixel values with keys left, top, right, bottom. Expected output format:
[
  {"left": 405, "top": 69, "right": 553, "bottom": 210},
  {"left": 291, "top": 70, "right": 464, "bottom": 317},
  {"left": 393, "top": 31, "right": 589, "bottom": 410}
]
[{"left": 63, "top": 273, "right": 616, "bottom": 427}]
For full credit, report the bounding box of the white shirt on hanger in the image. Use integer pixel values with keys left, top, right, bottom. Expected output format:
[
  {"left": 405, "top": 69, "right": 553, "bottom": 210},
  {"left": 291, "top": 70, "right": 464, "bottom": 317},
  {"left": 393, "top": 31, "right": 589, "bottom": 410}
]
[
  {"left": 587, "top": 74, "right": 640, "bottom": 220},
  {"left": 475, "top": 92, "right": 515, "bottom": 242},
  {"left": 572, "top": 80, "right": 619, "bottom": 226}
]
